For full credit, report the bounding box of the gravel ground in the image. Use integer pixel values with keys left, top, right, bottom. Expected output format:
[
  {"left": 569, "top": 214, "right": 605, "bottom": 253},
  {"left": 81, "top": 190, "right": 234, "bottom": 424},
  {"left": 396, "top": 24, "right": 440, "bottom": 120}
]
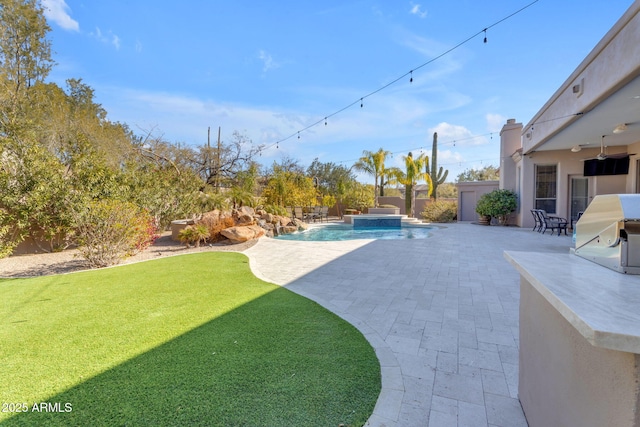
[{"left": 0, "top": 232, "right": 257, "bottom": 278}]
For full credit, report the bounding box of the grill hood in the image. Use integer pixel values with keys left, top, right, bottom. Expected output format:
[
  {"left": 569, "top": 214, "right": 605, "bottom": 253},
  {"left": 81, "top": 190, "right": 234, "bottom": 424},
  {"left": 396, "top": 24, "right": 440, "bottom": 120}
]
[{"left": 574, "top": 194, "right": 640, "bottom": 274}]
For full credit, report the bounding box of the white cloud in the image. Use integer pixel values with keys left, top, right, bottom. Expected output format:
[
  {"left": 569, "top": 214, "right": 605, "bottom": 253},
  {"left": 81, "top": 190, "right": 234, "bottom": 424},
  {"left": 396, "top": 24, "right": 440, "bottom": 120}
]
[
  {"left": 409, "top": 3, "right": 428, "bottom": 19},
  {"left": 258, "top": 50, "right": 280, "bottom": 72},
  {"left": 90, "top": 27, "right": 122, "bottom": 50},
  {"left": 398, "top": 34, "right": 462, "bottom": 81},
  {"left": 429, "top": 122, "right": 488, "bottom": 147},
  {"left": 42, "top": 0, "right": 79, "bottom": 32}
]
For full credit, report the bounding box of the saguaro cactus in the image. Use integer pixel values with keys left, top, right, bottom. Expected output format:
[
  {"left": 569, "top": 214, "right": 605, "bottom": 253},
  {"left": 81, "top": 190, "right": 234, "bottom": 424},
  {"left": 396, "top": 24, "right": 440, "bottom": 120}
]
[{"left": 426, "top": 132, "right": 448, "bottom": 200}]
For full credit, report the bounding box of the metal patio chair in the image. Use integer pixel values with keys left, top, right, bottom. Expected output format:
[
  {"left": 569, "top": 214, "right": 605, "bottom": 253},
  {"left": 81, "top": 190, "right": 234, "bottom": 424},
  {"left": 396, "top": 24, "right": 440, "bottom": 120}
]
[{"left": 536, "top": 209, "right": 568, "bottom": 236}]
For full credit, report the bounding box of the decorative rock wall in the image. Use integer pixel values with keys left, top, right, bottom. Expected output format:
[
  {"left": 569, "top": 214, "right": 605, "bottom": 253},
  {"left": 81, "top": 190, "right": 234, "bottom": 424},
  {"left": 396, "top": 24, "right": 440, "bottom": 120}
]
[{"left": 172, "top": 207, "right": 307, "bottom": 244}]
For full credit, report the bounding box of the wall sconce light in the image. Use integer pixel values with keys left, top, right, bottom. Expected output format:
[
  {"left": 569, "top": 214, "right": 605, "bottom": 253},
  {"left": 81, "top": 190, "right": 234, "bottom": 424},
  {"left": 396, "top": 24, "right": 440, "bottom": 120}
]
[
  {"left": 613, "top": 123, "right": 628, "bottom": 134},
  {"left": 571, "top": 145, "right": 582, "bottom": 153}
]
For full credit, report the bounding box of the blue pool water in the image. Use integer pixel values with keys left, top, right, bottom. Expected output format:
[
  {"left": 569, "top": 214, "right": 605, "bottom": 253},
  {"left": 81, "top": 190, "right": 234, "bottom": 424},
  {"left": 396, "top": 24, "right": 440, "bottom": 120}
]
[{"left": 275, "top": 224, "right": 434, "bottom": 241}]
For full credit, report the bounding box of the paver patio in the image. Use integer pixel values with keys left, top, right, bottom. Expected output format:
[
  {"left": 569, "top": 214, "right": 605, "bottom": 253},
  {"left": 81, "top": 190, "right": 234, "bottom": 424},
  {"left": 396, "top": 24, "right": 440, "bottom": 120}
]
[{"left": 245, "top": 222, "right": 573, "bottom": 427}]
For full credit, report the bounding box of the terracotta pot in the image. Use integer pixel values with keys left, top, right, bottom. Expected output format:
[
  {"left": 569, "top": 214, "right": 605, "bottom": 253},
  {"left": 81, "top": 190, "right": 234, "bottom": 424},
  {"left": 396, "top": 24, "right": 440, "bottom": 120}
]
[{"left": 478, "top": 214, "right": 491, "bottom": 225}]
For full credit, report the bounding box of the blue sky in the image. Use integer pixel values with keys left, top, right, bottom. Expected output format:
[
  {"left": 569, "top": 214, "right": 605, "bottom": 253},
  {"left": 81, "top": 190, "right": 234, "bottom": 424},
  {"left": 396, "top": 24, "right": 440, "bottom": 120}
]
[{"left": 42, "top": 0, "right": 634, "bottom": 182}]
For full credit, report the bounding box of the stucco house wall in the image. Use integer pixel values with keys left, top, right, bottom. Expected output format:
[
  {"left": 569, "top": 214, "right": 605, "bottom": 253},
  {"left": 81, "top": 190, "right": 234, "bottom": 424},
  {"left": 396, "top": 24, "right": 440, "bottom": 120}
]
[
  {"left": 501, "top": 1, "right": 640, "bottom": 229},
  {"left": 522, "top": 3, "right": 640, "bottom": 155},
  {"left": 456, "top": 181, "right": 499, "bottom": 222}
]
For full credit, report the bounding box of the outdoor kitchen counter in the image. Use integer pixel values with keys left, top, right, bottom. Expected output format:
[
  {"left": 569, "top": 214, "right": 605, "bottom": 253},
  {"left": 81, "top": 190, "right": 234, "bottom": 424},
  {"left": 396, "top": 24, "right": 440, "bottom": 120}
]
[
  {"left": 505, "top": 251, "right": 640, "bottom": 353},
  {"left": 505, "top": 251, "right": 640, "bottom": 427}
]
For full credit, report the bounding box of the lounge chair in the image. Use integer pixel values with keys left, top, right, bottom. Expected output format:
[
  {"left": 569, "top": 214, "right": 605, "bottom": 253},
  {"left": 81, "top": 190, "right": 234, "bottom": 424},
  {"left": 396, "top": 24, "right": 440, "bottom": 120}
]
[
  {"left": 294, "top": 206, "right": 304, "bottom": 221},
  {"left": 535, "top": 209, "right": 568, "bottom": 236}
]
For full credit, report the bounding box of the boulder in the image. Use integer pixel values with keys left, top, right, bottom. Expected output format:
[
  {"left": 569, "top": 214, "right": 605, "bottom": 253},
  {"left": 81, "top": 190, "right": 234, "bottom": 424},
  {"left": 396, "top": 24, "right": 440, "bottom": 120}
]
[
  {"left": 220, "top": 225, "right": 265, "bottom": 243},
  {"left": 280, "top": 225, "right": 298, "bottom": 235},
  {"left": 279, "top": 216, "right": 292, "bottom": 227},
  {"left": 236, "top": 214, "right": 255, "bottom": 225},
  {"left": 262, "top": 212, "right": 274, "bottom": 224},
  {"left": 200, "top": 209, "right": 221, "bottom": 223},
  {"left": 236, "top": 206, "right": 255, "bottom": 217},
  {"left": 293, "top": 219, "right": 308, "bottom": 230}
]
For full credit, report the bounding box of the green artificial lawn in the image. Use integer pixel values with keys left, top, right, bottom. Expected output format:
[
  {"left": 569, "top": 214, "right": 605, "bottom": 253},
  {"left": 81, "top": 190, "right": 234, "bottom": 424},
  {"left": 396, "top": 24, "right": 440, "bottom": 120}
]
[{"left": 0, "top": 252, "right": 380, "bottom": 426}]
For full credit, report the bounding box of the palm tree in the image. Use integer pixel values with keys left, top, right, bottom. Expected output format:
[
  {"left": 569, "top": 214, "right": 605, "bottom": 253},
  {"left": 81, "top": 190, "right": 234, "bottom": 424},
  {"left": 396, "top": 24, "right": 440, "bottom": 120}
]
[
  {"left": 380, "top": 166, "right": 401, "bottom": 197},
  {"left": 353, "top": 148, "right": 390, "bottom": 208},
  {"left": 393, "top": 152, "right": 432, "bottom": 217}
]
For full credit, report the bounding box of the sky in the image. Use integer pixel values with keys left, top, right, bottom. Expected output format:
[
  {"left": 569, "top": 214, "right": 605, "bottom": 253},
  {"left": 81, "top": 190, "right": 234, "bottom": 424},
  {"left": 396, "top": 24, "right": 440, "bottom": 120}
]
[{"left": 41, "top": 0, "right": 635, "bottom": 182}]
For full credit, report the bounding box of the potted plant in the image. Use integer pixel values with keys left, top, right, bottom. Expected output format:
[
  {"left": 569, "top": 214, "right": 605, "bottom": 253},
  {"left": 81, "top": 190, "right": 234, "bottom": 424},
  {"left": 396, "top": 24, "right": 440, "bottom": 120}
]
[
  {"left": 475, "top": 194, "right": 492, "bottom": 225},
  {"left": 476, "top": 189, "right": 518, "bottom": 226}
]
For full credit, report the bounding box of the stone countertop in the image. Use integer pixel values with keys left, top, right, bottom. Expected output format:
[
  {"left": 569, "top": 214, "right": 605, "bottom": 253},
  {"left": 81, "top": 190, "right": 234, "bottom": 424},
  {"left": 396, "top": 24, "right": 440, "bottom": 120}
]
[{"left": 505, "top": 251, "right": 640, "bottom": 354}]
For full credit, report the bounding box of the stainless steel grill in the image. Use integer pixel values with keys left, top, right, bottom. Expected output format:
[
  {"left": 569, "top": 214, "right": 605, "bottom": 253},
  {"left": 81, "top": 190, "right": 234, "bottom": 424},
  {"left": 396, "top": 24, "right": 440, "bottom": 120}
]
[{"left": 574, "top": 194, "right": 640, "bottom": 274}]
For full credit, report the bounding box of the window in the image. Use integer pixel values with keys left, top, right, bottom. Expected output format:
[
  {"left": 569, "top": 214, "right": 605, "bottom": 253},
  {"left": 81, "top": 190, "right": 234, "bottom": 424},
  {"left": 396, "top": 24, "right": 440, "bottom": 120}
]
[{"left": 535, "top": 165, "right": 557, "bottom": 213}]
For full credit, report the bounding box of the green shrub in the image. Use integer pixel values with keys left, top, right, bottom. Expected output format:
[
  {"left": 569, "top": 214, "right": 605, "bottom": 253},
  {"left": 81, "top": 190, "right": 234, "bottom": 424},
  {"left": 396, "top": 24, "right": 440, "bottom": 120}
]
[
  {"left": 262, "top": 204, "right": 287, "bottom": 216},
  {"left": 178, "top": 224, "right": 210, "bottom": 248},
  {"left": 475, "top": 194, "right": 492, "bottom": 217},
  {"left": 422, "top": 200, "right": 457, "bottom": 223},
  {"left": 475, "top": 189, "right": 518, "bottom": 224},
  {"left": 74, "top": 199, "right": 157, "bottom": 268}
]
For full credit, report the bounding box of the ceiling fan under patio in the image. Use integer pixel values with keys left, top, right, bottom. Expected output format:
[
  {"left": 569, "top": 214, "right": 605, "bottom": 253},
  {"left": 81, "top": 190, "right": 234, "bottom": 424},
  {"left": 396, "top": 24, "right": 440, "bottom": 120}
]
[{"left": 580, "top": 135, "right": 634, "bottom": 161}]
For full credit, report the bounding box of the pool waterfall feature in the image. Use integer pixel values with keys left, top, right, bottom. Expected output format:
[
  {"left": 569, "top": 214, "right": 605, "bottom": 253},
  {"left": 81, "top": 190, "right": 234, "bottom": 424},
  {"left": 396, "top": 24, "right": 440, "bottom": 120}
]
[{"left": 353, "top": 216, "right": 401, "bottom": 228}]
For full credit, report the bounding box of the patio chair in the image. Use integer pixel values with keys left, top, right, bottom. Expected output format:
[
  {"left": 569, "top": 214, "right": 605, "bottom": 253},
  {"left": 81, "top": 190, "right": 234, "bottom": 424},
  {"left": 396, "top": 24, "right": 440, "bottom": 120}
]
[
  {"left": 536, "top": 209, "right": 568, "bottom": 236},
  {"left": 294, "top": 206, "right": 304, "bottom": 221},
  {"left": 310, "top": 206, "right": 322, "bottom": 222},
  {"left": 285, "top": 206, "right": 294, "bottom": 220},
  {"left": 530, "top": 209, "right": 543, "bottom": 232},
  {"left": 571, "top": 211, "right": 584, "bottom": 229},
  {"left": 319, "top": 206, "right": 329, "bottom": 222}
]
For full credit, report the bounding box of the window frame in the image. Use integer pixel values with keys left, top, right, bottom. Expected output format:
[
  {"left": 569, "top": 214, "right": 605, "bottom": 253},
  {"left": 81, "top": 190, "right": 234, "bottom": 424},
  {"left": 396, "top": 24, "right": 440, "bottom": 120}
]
[{"left": 534, "top": 164, "right": 557, "bottom": 214}]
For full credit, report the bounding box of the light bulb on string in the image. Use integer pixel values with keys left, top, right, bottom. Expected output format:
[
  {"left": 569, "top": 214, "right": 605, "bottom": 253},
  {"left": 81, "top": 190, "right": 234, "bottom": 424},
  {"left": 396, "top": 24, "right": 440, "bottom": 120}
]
[
  {"left": 410, "top": 70, "right": 413, "bottom": 83},
  {"left": 324, "top": 117, "right": 327, "bottom": 126},
  {"left": 360, "top": 98, "right": 363, "bottom": 108},
  {"left": 483, "top": 29, "right": 487, "bottom": 43},
  {"left": 298, "top": 132, "right": 300, "bottom": 140}
]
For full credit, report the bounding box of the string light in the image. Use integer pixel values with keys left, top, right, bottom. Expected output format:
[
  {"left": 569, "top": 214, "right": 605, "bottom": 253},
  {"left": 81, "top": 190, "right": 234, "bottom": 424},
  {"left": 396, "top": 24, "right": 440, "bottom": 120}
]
[{"left": 253, "top": 0, "right": 540, "bottom": 157}]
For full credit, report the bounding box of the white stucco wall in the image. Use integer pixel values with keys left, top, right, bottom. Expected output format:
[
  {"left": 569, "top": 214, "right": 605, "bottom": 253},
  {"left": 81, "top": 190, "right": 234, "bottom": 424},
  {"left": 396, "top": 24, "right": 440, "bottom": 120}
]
[{"left": 522, "top": 2, "right": 640, "bottom": 154}]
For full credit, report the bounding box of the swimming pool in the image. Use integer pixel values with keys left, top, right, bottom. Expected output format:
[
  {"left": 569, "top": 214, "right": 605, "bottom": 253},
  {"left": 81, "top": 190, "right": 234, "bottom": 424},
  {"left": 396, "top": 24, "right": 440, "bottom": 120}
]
[{"left": 275, "top": 224, "right": 434, "bottom": 241}]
